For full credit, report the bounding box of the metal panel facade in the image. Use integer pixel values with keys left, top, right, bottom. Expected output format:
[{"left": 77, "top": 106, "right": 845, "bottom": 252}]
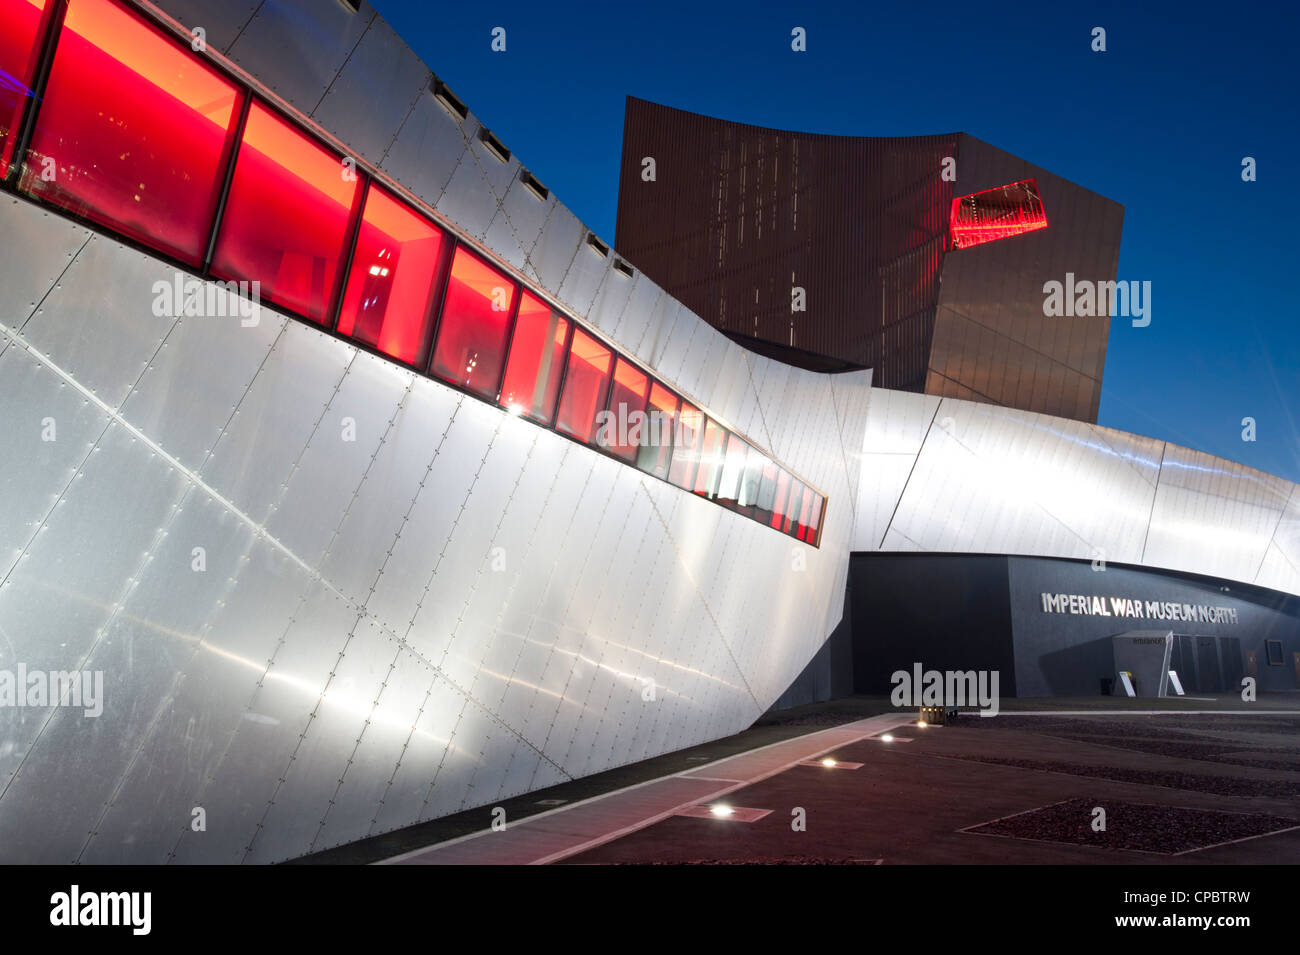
[
  {"left": 0, "top": 1, "right": 867, "bottom": 863},
  {"left": 852, "top": 387, "right": 1300, "bottom": 600}
]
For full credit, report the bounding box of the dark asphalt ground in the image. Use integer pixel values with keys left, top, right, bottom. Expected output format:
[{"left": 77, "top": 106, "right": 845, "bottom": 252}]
[{"left": 296, "top": 692, "right": 1300, "bottom": 864}]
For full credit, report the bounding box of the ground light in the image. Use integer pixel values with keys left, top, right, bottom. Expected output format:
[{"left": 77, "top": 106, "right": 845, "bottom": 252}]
[
  {"left": 880, "top": 733, "right": 895, "bottom": 742},
  {"left": 821, "top": 758, "right": 837, "bottom": 767},
  {"left": 917, "top": 720, "right": 928, "bottom": 728},
  {"left": 709, "top": 804, "right": 735, "bottom": 817}
]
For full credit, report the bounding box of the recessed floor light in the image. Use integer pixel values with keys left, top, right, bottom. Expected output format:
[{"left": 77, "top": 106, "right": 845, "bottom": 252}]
[{"left": 675, "top": 805, "right": 773, "bottom": 822}]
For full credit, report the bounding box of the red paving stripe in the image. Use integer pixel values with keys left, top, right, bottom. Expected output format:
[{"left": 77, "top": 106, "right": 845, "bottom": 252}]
[{"left": 380, "top": 712, "right": 913, "bottom": 865}]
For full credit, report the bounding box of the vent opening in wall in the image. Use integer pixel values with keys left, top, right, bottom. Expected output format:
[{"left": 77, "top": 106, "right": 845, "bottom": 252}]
[
  {"left": 479, "top": 128, "right": 510, "bottom": 163},
  {"left": 613, "top": 258, "right": 634, "bottom": 278},
  {"left": 586, "top": 233, "right": 609, "bottom": 258},
  {"left": 520, "top": 169, "right": 548, "bottom": 201},
  {"left": 430, "top": 77, "right": 467, "bottom": 120}
]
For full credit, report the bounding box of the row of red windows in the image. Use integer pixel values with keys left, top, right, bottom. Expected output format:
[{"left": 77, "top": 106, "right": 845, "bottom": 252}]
[{"left": 0, "top": 0, "right": 825, "bottom": 546}]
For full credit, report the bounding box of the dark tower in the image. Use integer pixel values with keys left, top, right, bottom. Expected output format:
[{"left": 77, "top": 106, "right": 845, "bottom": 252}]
[{"left": 615, "top": 97, "right": 1123, "bottom": 422}]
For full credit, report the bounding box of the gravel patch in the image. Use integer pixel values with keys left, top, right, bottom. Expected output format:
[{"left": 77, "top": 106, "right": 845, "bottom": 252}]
[
  {"left": 945, "top": 754, "right": 1300, "bottom": 798},
  {"left": 967, "top": 797, "right": 1298, "bottom": 854}
]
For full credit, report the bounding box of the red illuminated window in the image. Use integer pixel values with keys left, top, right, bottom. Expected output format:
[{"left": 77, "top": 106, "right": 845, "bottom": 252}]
[
  {"left": 714, "top": 433, "right": 746, "bottom": 509},
  {"left": 782, "top": 481, "right": 804, "bottom": 534},
  {"left": 807, "top": 493, "right": 824, "bottom": 545},
  {"left": 601, "top": 358, "right": 649, "bottom": 461},
  {"left": 0, "top": 0, "right": 53, "bottom": 178},
  {"left": 949, "top": 178, "right": 1047, "bottom": 250},
  {"left": 736, "top": 444, "right": 765, "bottom": 517},
  {"left": 499, "top": 290, "right": 568, "bottom": 423},
  {"left": 636, "top": 382, "right": 678, "bottom": 479},
  {"left": 19, "top": 0, "right": 243, "bottom": 265},
  {"left": 769, "top": 470, "right": 792, "bottom": 529},
  {"left": 754, "top": 459, "right": 779, "bottom": 525},
  {"left": 795, "top": 487, "right": 814, "bottom": 541},
  {"left": 0, "top": 0, "right": 822, "bottom": 546},
  {"left": 337, "top": 184, "right": 446, "bottom": 366},
  {"left": 693, "top": 420, "right": 726, "bottom": 498},
  {"left": 667, "top": 403, "right": 704, "bottom": 490},
  {"left": 554, "top": 329, "right": 612, "bottom": 443},
  {"left": 211, "top": 101, "right": 360, "bottom": 321},
  {"left": 429, "top": 247, "right": 517, "bottom": 398}
]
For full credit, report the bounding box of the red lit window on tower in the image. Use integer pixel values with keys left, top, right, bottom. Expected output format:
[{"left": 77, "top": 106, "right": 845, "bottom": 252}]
[{"left": 949, "top": 178, "right": 1047, "bottom": 250}]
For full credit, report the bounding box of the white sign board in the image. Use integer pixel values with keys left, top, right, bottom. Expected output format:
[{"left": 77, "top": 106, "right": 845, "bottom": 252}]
[{"left": 1111, "top": 630, "right": 1174, "bottom": 697}]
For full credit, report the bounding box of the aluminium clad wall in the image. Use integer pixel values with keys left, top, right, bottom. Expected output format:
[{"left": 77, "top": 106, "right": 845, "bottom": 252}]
[
  {"left": 0, "top": 0, "right": 869, "bottom": 863},
  {"left": 853, "top": 386, "right": 1300, "bottom": 600}
]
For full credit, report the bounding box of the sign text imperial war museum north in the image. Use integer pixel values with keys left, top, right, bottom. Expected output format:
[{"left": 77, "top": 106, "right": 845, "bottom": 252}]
[{"left": 1040, "top": 593, "right": 1240, "bottom": 624}]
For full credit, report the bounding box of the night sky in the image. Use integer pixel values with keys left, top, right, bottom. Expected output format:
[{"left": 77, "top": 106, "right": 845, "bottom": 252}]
[{"left": 374, "top": 0, "right": 1299, "bottom": 483}]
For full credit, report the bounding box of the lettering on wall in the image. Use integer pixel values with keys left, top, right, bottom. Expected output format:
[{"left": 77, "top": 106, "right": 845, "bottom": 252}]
[{"left": 1039, "top": 593, "right": 1239, "bottom": 624}]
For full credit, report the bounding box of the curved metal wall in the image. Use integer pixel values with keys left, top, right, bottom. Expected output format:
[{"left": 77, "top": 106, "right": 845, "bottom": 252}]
[
  {"left": 852, "top": 387, "right": 1300, "bottom": 599},
  {"left": 0, "top": 0, "right": 872, "bottom": 864},
  {"left": 0, "top": 103, "right": 867, "bottom": 867}
]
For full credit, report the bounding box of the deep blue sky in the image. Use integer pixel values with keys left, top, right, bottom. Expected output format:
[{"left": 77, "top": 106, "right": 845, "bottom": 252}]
[{"left": 375, "top": 0, "right": 1299, "bottom": 483}]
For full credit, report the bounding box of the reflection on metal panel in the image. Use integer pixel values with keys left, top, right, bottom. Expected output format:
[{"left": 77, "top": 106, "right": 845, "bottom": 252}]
[
  {"left": 856, "top": 387, "right": 1300, "bottom": 599},
  {"left": 380, "top": 92, "right": 469, "bottom": 210},
  {"left": 226, "top": 0, "right": 375, "bottom": 114},
  {"left": 151, "top": 0, "right": 262, "bottom": 54},
  {"left": 311, "top": 16, "right": 430, "bottom": 166}
]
